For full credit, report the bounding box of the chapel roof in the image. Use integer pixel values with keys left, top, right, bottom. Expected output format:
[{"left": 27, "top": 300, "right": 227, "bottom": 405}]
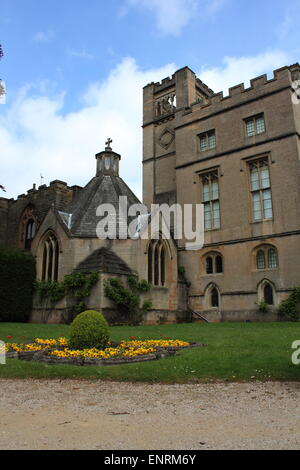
[
  {"left": 66, "top": 174, "right": 141, "bottom": 238},
  {"left": 74, "top": 247, "right": 132, "bottom": 275},
  {"left": 57, "top": 141, "right": 142, "bottom": 239}
]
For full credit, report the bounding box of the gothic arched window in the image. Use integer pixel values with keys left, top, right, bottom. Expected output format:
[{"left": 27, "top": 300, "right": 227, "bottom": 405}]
[
  {"left": 148, "top": 239, "right": 167, "bottom": 286},
  {"left": 147, "top": 243, "right": 153, "bottom": 284},
  {"left": 19, "top": 205, "right": 39, "bottom": 250},
  {"left": 204, "top": 252, "right": 223, "bottom": 274},
  {"left": 268, "top": 248, "right": 278, "bottom": 269},
  {"left": 25, "top": 219, "right": 36, "bottom": 250},
  {"left": 215, "top": 255, "right": 223, "bottom": 274},
  {"left": 206, "top": 256, "right": 213, "bottom": 274},
  {"left": 41, "top": 233, "right": 60, "bottom": 282},
  {"left": 255, "top": 245, "right": 278, "bottom": 270}
]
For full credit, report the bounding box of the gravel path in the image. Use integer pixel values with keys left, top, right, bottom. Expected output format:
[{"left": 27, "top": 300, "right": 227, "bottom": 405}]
[{"left": 0, "top": 379, "right": 299, "bottom": 450}]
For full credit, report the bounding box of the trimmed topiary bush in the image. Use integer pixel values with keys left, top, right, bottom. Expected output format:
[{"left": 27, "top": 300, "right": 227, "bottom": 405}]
[{"left": 69, "top": 310, "right": 110, "bottom": 350}]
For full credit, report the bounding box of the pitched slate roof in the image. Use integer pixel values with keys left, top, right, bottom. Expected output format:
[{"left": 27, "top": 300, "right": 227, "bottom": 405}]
[
  {"left": 74, "top": 247, "right": 132, "bottom": 275},
  {"left": 62, "top": 174, "right": 141, "bottom": 238}
]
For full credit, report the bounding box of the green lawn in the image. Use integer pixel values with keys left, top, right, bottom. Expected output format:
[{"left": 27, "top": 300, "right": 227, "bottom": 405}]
[{"left": 0, "top": 322, "right": 300, "bottom": 383}]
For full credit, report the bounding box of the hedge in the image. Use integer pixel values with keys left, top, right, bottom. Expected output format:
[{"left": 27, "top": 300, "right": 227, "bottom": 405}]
[{"left": 0, "top": 246, "right": 36, "bottom": 322}]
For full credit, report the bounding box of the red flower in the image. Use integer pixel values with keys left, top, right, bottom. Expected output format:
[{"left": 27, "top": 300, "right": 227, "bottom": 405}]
[
  {"left": 7, "top": 336, "right": 12, "bottom": 339},
  {"left": 130, "top": 336, "right": 135, "bottom": 340}
]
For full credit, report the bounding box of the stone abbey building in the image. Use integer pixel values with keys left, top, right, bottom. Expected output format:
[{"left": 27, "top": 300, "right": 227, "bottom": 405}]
[{"left": 1, "top": 63, "right": 300, "bottom": 323}]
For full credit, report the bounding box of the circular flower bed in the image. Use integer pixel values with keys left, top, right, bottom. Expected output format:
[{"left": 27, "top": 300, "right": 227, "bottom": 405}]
[{"left": 5, "top": 337, "right": 202, "bottom": 365}]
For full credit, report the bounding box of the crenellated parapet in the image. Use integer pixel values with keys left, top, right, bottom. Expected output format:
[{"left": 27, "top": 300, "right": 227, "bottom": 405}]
[
  {"left": 11, "top": 180, "right": 82, "bottom": 204},
  {"left": 180, "top": 64, "right": 300, "bottom": 118},
  {"left": 2, "top": 180, "right": 82, "bottom": 248}
]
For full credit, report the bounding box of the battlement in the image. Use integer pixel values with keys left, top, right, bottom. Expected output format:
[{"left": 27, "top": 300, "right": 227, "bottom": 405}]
[
  {"left": 195, "top": 77, "right": 214, "bottom": 96},
  {"left": 145, "top": 63, "right": 300, "bottom": 122},
  {"left": 0, "top": 197, "right": 10, "bottom": 209},
  {"left": 153, "top": 75, "right": 176, "bottom": 94},
  {"left": 181, "top": 64, "right": 299, "bottom": 118},
  {"left": 144, "top": 73, "right": 175, "bottom": 91},
  {"left": 8, "top": 180, "right": 80, "bottom": 205}
]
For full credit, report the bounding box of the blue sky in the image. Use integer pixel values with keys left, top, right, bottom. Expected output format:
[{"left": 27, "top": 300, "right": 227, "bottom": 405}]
[{"left": 1, "top": 0, "right": 300, "bottom": 200}]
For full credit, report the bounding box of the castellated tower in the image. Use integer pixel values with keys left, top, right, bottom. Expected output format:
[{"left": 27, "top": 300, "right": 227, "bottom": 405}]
[{"left": 142, "top": 66, "right": 213, "bottom": 208}]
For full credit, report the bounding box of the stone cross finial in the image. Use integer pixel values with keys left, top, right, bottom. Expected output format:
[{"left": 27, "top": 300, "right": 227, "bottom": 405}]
[{"left": 105, "top": 138, "right": 113, "bottom": 150}]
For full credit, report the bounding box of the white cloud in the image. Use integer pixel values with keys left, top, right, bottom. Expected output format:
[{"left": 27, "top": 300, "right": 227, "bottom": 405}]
[
  {"left": 67, "top": 47, "right": 95, "bottom": 60},
  {"left": 0, "top": 58, "right": 176, "bottom": 201},
  {"left": 33, "top": 30, "right": 54, "bottom": 43},
  {"left": 198, "top": 50, "right": 292, "bottom": 95},
  {"left": 127, "top": 0, "right": 225, "bottom": 36}
]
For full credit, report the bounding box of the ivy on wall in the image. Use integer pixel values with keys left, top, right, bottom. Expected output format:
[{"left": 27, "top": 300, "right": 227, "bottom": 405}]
[
  {"left": 104, "top": 275, "right": 152, "bottom": 325},
  {"left": 34, "top": 272, "right": 99, "bottom": 318}
]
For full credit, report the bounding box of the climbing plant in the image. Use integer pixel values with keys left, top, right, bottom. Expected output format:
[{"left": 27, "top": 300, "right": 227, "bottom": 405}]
[
  {"left": 104, "top": 275, "right": 152, "bottom": 325},
  {"left": 34, "top": 272, "right": 99, "bottom": 319},
  {"left": 278, "top": 287, "right": 300, "bottom": 322}
]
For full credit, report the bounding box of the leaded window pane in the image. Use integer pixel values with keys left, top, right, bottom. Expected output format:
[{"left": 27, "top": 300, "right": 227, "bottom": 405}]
[
  {"left": 203, "top": 183, "right": 210, "bottom": 202},
  {"left": 268, "top": 249, "right": 278, "bottom": 268},
  {"left": 42, "top": 234, "right": 59, "bottom": 282},
  {"left": 202, "top": 171, "right": 220, "bottom": 230},
  {"left": 148, "top": 240, "right": 166, "bottom": 287},
  {"left": 256, "top": 117, "right": 265, "bottom": 134},
  {"left": 216, "top": 256, "right": 223, "bottom": 273},
  {"left": 148, "top": 244, "right": 153, "bottom": 283},
  {"left": 204, "top": 203, "right": 212, "bottom": 229},
  {"left": 206, "top": 256, "right": 213, "bottom": 274},
  {"left": 200, "top": 137, "right": 207, "bottom": 151},
  {"left": 213, "top": 201, "right": 220, "bottom": 228},
  {"left": 250, "top": 168, "right": 260, "bottom": 191},
  {"left": 154, "top": 244, "right": 159, "bottom": 286},
  {"left": 208, "top": 132, "right": 216, "bottom": 149},
  {"left": 257, "top": 250, "right": 265, "bottom": 269},
  {"left": 260, "top": 167, "right": 270, "bottom": 189},
  {"left": 252, "top": 192, "right": 262, "bottom": 220},
  {"left": 200, "top": 130, "right": 216, "bottom": 152},
  {"left": 211, "top": 180, "right": 219, "bottom": 200},
  {"left": 160, "top": 247, "right": 165, "bottom": 286},
  {"left": 250, "top": 159, "right": 273, "bottom": 221},
  {"left": 263, "top": 189, "right": 273, "bottom": 219},
  {"left": 246, "top": 115, "right": 265, "bottom": 136},
  {"left": 246, "top": 119, "right": 255, "bottom": 136}
]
